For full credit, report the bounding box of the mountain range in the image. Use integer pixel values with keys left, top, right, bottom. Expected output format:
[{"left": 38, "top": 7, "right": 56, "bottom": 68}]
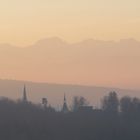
[{"left": 0, "top": 37, "right": 140, "bottom": 89}]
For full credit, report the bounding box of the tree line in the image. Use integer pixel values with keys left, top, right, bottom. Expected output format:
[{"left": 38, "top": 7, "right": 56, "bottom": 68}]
[{"left": 0, "top": 92, "right": 140, "bottom": 140}]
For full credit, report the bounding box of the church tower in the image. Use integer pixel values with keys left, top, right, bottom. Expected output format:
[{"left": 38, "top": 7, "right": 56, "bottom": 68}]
[
  {"left": 62, "top": 94, "right": 69, "bottom": 113},
  {"left": 23, "top": 85, "right": 28, "bottom": 102}
]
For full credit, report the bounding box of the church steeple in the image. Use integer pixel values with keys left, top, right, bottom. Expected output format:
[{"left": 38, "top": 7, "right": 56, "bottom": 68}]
[
  {"left": 64, "top": 94, "right": 66, "bottom": 102},
  {"left": 62, "top": 93, "right": 69, "bottom": 113},
  {"left": 23, "top": 85, "right": 28, "bottom": 102}
]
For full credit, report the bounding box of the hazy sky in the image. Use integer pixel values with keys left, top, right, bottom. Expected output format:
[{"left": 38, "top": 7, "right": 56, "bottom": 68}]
[
  {"left": 0, "top": 0, "right": 140, "bottom": 90},
  {"left": 0, "top": 0, "right": 140, "bottom": 46}
]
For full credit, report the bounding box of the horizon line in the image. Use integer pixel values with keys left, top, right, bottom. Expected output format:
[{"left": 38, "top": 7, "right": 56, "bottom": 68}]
[
  {"left": 0, "top": 37, "right": 139, "bottom": 48},
  {"left": 0, "top": 78, "right": 139, "bottom": 92}
]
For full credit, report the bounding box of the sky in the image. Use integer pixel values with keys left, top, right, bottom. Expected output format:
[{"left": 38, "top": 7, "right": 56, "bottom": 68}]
[
  {"left": 0, "top": 0, "right": 140, "bottom": 46},
  {"left": 0, "top": 0, "right": 140, "bottom": 90}
]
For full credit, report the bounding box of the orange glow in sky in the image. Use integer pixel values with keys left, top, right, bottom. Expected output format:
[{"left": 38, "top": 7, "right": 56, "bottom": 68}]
[
  {"left": 0, "top": 0, "right": 140, "bottom": 46},
  {"left": 0, "top": 0, "right": 140, "bottom": 90}
]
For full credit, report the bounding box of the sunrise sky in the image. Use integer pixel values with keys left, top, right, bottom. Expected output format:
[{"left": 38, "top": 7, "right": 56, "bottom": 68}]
[
  {"left": 0, "top": 0, "right": 140, "bottom": 90},
  {"left": 0, "top": 0, "right": 140, "bottom": 46}
]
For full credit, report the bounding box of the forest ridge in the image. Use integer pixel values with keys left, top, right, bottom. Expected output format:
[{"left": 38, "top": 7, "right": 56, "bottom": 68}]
[{"left": 0, "top": 91, "right": 140, "bottom": 140}]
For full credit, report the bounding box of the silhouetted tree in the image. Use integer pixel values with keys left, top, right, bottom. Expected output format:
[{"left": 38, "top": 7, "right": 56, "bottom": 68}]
[
  {"left": 102, "top": 91, "right": 119, "bottom": 114},
  {"left": 71, "top": 96, "right": 89, "bottom": 111},
  {"left": 132, "top": 97, "right": 140, "bottom": 112},
  {"left": 120, "top": 96, "right": 140, "bottom": 115},
  {"left": 120, "top": 96, "right": 132, "bottom": 114},
  {"left": 0, "top": 93, "right": 140, "bottom": 140}
]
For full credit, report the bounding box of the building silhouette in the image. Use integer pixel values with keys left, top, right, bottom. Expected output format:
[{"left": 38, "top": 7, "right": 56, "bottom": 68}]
[
  {"left": 62, "top": 94, "right": 69, "bottom": 113},
  {"left": 42, "top": 98, "right": 48, "bottom": 109}
]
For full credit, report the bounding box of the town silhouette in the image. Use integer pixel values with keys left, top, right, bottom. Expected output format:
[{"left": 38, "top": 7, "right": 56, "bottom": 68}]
[{"left": 0, "top": 85, "right": 140, "bottom": 140}]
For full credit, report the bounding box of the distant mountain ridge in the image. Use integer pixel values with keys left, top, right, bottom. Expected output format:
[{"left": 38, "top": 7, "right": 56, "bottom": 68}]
[
  {"left": 0, "top": 37, "right": 140, "bottom": 89},
  {"left": 1, "top": 37, "right": 140, "bottom": 48}
]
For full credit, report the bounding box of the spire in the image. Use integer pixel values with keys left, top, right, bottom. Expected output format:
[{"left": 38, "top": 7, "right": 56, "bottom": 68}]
[
  {"left": 62, "top": 93, "right": 69, "bottom": 113},
  {"left": 42, "top": 98, "right": 48, "bottom": 109},
  {"left": 23, "top": 85, "right": 28, "bottom": 102},
  {"left": 64, "top": 93, "right": 66, "bottom": 102}
]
